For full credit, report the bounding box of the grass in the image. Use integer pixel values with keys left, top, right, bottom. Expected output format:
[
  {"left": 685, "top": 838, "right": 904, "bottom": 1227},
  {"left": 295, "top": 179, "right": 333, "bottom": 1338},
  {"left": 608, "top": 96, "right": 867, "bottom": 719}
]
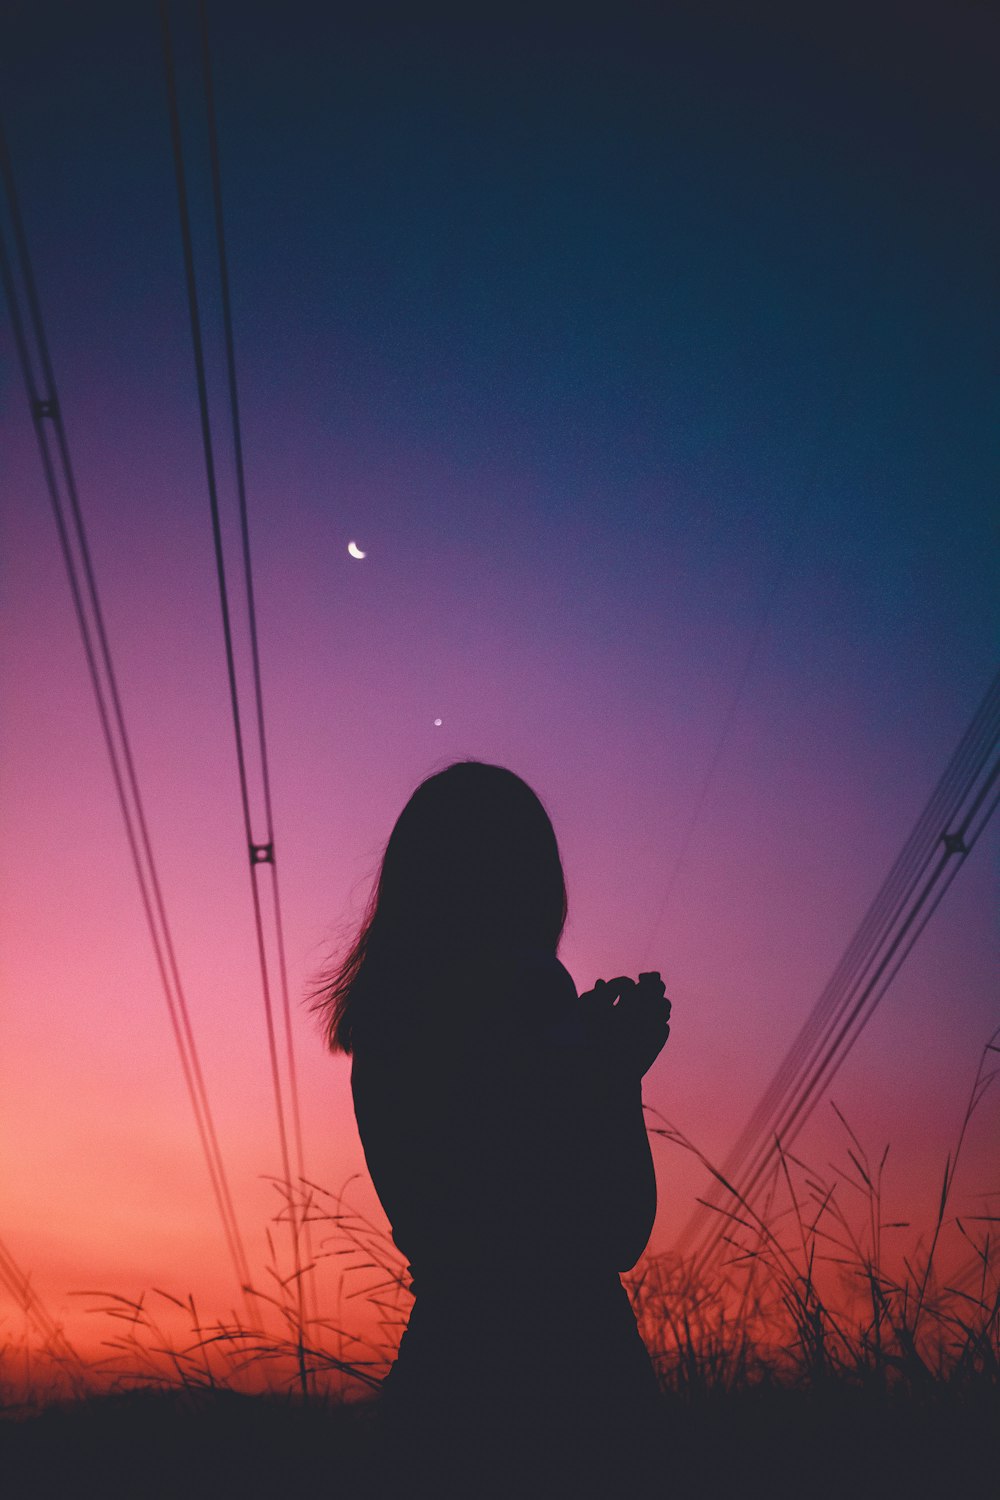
[
  {"left": 634, "top": 1025, "right": 1000, "bottom": 1399},
  {"left": 2, "top": 1028, "right": 997, "bottom": 1495}
]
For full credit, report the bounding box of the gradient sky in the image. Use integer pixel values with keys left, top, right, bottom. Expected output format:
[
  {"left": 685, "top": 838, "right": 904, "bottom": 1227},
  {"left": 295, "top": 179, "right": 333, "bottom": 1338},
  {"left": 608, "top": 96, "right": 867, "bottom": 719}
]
[{"left": 2, "top": 1, "right": 997, "bottom": 1372}]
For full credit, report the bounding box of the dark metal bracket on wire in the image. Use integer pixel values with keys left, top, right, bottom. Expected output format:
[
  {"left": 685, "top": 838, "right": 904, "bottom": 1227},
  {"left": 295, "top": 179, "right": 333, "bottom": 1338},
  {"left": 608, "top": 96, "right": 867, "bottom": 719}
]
[
  {"left": 31, "top": 395, "right": 57, "bottom": 420},
  {"left": 250, "top": 842, "right": 274, "bottom": 866}
]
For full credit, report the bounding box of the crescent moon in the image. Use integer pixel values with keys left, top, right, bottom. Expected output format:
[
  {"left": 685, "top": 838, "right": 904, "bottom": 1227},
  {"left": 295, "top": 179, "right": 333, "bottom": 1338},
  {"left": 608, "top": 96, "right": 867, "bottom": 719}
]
[{"left": 347, "top": 541, "right": 366, "bottom": 560}]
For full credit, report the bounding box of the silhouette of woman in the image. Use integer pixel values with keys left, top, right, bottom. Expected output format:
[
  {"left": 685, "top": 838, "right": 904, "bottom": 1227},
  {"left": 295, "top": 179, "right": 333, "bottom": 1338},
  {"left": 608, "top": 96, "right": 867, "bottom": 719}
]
[{"left": 316, "top": 762, "right": 671, "bottom": 1497}]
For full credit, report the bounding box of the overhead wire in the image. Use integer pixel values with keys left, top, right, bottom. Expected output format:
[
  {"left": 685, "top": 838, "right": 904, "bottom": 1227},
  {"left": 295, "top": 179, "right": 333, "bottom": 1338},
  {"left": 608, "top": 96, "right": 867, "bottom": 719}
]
[
  {"left": 680, "top": 674, "right": 1000, "bottom": 1245},
  {"left": 639, "top": 369, "right": 873, "bottom": 972},
  {"left": 0, "top": 1234, "right": 88, "bottom": 1391},
  {"left": 749, "top": 688, "right": 998, "bottom": 1140},
  {"left": 625, "top": 181, "right": 999, "bottom": 1272},
  {"left": 195, "top": 0, "right": 310, "bottom": 1237},
  {"left": 765, "top": 707, "right": 1000, "bottom": 1137},
  {"left": 678, "top": 668, "right": 1000, "bottom": 1271},
  {"left": 195, "top": 0, "right": 308, "bottom": 1211},
  {"left": 682, "top": 688, "right": 1000, "bottom": 1268},
  {"left": 640, "top": 194, "right": 918, "bottom": 979},
  {"left": 790, "top": 775, "right": 996, "bottom": 1123},
  {"left": 706, "top": 677, "right": 1000, "bottom": 1211},
  {"left": 158, "top": 0, "right": 312, "bottom": 1319},
  {"left": 639, "top": 509, "right": 803, "bottom": 969},
  {"left": 0, "top": 118, "right": 254, "bottom": 1306}
]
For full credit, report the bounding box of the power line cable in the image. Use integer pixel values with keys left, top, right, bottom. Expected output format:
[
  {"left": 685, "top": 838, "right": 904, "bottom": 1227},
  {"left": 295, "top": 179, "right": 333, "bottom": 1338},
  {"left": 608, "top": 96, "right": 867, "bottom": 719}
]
[
  {"left": 680, "top": 677, "right": 1000, "bottom": 1249},
  {"left": 196, "top": 0, "right": 310, "bottom": 1238},
  {"left": 158, "top": 0, "right": 310, "bottom": 1321},
  {"left": 0, "top": 120, "right": 253, "bottom": 1304},
  {"left": 682, "top": 686, "right": 1000, "bottom": 1268},
  {"left": 758, "top": 719, "right": 1000, "bottom": 1152},
  {"left": 689, "top": 674, "right": 999, "bottom": 1210},
  {"left": 0, "top": 1234, "right": 87, "bottom": 1390},
  {"left": 701, "top": 676, "right": 1000, "bottom": 1230},
  {"left": 638, "top": 447, "right": 839, "bottom": 972},
  {"left": 641, "top": 208, "right": 913, "bottom": 976},
  {"left": 677, "top": 669, "right": 1000, "bottom": 1269},
  {"left": 640, "top": 552, "right": 794, "bottom": 969}
]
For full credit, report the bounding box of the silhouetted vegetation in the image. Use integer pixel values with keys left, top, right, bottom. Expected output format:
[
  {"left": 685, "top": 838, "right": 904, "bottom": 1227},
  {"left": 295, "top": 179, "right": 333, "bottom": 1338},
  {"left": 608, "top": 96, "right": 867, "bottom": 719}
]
[{"left": 3, "top": 1030, "right": 997, "bottom": 1496}]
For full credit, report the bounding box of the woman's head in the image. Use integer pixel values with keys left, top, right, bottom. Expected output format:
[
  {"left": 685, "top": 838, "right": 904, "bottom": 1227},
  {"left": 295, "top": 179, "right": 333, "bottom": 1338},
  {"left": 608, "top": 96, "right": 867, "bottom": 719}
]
[{"left": 314, "top": 761, "right": 567, "bottom": 1052}]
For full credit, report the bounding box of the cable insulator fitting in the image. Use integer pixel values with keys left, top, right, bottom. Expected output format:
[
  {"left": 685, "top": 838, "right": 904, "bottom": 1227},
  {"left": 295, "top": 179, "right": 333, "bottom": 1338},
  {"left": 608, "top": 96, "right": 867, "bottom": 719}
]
[
  {"left": 941, "top": 831, "right": 968, "bottom": 857},
  {"left": 250, "top": 842, "right": 274, "bottom": 866},
  {"left": 31, "top": 396, "right": 58, "bottom": 420}
]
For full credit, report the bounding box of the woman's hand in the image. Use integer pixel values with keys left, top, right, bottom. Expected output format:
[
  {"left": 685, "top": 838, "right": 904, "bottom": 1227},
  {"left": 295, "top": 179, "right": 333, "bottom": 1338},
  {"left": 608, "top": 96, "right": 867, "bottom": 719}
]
[{"left": 579, "top": 971, "right": 671, "bottom": 1078}]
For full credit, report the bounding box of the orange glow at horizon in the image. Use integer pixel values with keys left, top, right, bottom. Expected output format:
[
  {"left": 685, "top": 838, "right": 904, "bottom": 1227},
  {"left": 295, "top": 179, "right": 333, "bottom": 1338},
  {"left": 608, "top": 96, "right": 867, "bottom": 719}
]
[{"left": 2, "top": 0, "right": 998, "bottom": 1402}]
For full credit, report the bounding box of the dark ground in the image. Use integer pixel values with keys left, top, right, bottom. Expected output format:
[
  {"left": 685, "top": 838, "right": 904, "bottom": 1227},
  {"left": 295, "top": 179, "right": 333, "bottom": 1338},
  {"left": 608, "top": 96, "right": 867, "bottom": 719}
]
[{"left": 2, "top": 1384, "right": 997, "bottom": 1498}]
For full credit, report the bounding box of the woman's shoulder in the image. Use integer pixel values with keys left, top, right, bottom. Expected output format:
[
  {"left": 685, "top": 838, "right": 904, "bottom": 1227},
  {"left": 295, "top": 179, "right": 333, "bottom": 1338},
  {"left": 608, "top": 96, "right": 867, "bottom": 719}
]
[
  {"left": 351, "top": 947, "right": 578, "bottom": 1069},
  {"left": 479, "top": 947, "right": 577, "bottom": 1033},
  {"left": 506, "top": 946, "right": 577, "bottom": 1002}
]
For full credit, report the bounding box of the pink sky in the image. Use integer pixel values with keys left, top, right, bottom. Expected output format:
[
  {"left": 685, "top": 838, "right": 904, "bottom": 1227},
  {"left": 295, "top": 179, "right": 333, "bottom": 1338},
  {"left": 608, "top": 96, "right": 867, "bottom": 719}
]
[
  {"left": 2, "top": 445, "right": 996, "bottom": 1372},
  {"left": 1, "top": 0, "right": 996, "bottom": 1384}
]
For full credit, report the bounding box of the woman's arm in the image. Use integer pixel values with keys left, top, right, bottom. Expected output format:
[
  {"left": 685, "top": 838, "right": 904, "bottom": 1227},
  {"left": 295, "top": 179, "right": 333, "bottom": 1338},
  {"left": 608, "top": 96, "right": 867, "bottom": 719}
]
[
  {"left": 537, "top": 969, "right": 670, "bottom": 1270},
  {"left": 351, "top": 961, "right": 667, "bottom": 1277},
  {"left": 542, "top": 1017, "right": 658, "bottom": 1271}
]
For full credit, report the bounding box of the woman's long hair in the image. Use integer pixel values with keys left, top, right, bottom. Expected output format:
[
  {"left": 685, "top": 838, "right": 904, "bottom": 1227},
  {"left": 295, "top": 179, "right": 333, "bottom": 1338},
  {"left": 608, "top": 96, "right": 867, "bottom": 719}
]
[{"left": 313, "top": 761, "right": 568, "bottom": 1053}]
